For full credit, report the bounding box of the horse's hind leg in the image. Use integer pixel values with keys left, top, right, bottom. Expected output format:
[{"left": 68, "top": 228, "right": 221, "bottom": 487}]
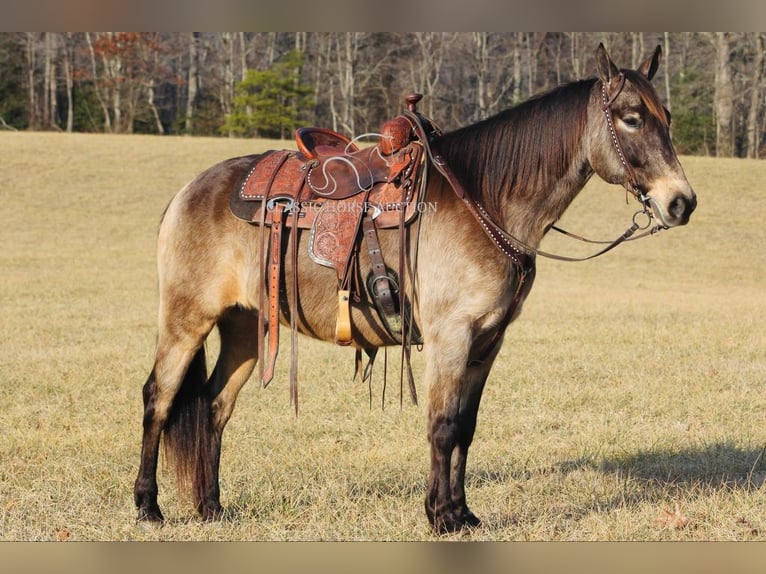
[
  {"left": 196, "top": 307, "right": 259, "bottom": 519},
  {"left": 134, "top": 323, "right": 213, "bottom": 523}
]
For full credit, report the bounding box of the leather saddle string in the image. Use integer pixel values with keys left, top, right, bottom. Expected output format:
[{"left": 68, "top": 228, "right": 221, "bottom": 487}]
[
  {"left": 262, "top": 202, "right": 286, "bottom": 387},
  {"left": 289, "top": 191, "right": 301, "bottom": 415},
  {"left": 256, "top": 151, "right": 290, "bottom": 387},
  {"left": 256, "top": 182, "right": 269, "bottom": 387},
  {"left": 398, "top": 183, "right": 418, "bottom": 406}
]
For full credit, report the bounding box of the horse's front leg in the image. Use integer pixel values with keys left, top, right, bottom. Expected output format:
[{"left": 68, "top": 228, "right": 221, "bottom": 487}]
[{"left": 424, "top": 329, "right": 502, "bottom": 533}]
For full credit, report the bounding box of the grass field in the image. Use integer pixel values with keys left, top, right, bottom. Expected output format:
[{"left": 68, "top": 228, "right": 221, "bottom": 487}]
[{"left": 1, "top": 131, "right": 765, "bottom": 541}]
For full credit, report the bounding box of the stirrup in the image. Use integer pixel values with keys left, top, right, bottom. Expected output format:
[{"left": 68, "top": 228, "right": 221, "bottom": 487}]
[{"left": 365, "top": 269, "right": 422, "bottom": 345}]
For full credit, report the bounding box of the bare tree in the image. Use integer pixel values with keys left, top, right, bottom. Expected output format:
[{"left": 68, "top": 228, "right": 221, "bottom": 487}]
[
  {"left": 511, "top": 34, "right": 523, "bottom": 104},
  {"left": 62, "top": 33, "right": 75, "bottom": 132},
  {"left": 711, "top": 32, "right": 735, "bottom": 156},
  {"left": 143, "top": 37, "right": 164, "bottom": 135},
  {"left": 24, "top": 33, "right": 39, "bottom": 129},
  {"left": 332, "top": 32, "right": 358, "bottom": 134},
  {"left": 43, "top": 32, "right": 58, "bottom": 129},
  {"left": 631, "top": 32, "right": 644, "bottom": 69},
  {"left": 85, "top": 32, "right": 114, "bottom": 132},
  {"left": 185, "top": 32, "right": 199, "bottom": 135},
  {"left": 567, "top": 32, "right": 585, "bottom": 79},
  {"left": 82, "top": 32, "right": 172, "bottom": 134},
  {"left": 409, "top": 33, "right": 455, "bottom": 118},
  {"left": 746, "top": 33, "right": 764, "bottom": 158},
  {"left": 220, "top": 32, "right": 235, "bottom": 136},
  {"left": 468, "top": 33, "right": 518, "bottom": 121}
]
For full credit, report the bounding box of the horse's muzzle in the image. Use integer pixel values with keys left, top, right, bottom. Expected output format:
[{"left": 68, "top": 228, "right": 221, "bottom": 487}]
[{"left": 650, "top": 189, "right": 697, "bottom": 228}]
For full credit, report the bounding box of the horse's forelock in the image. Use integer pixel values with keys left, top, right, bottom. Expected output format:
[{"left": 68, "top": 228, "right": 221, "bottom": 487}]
[{"left": 623, "top": 70, "right": 669, "bottom": 127}]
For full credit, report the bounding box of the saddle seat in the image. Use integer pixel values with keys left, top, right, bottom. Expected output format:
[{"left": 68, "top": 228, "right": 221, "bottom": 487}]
[
  {"left": 294, "top": 127, "right": 359, "bottom": 159},
  {"left": 293, "top": 116, "right": 416, "bottom": 201}
]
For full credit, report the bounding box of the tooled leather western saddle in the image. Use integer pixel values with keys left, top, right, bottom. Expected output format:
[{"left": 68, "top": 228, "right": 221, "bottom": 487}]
[{"left": 230, "top": 94, "right": 437, "bottom": 405}]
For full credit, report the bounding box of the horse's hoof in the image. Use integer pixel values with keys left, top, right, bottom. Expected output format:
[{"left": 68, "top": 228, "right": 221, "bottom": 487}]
[
  {"left": 460, "top": 509, "right": 482, "bottom": 528},
  {"left": 136, "top": 507, "right": 164, "bottom": 525},
  {"left": 197, "top": 499, "right": 224, "bottom": 522},
  {"left": 432, "top": 510, "right": 481, "bottom": 534},
  {"left": 433, "top": 518, "right": 463, "bottom": 534}
]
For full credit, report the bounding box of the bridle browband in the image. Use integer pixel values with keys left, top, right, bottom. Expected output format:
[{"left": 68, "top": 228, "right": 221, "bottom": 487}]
[{"left": 420, "top": 73, "right": 668, "bottom": 264}]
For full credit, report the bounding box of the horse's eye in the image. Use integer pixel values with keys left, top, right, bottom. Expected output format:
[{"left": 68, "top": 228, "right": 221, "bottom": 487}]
[{"left": 622, "top": 115, "right": 643, "bottom": 130}]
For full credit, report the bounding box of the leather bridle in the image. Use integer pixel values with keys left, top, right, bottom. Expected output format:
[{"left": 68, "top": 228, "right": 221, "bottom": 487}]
[
  {"left": 422, "top": 74, "right": 668, "bottom": 264},
  {"left": 537, "top": 74, "right": 672, "bottom": 261}
]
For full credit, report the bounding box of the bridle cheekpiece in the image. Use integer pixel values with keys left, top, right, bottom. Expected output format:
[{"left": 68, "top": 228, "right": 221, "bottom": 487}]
[{"left": 600, "top": 73, "right": 665, "bottom": 231}]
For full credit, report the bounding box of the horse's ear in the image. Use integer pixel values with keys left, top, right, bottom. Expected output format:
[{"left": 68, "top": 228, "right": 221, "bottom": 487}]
[
  {"left": 637, "top": 45, "right": 662, "bottom": 81},
  {"left": 595, "top": 42, "right": 620, "bottom": 85}
]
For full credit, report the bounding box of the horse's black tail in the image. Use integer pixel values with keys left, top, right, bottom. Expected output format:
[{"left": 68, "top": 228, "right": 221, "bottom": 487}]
[{"left": 162, "top": 346, "right": 214, "bottom": 514}]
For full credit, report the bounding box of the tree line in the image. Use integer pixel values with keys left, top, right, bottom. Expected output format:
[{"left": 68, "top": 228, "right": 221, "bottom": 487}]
[{"left": 2, "top": 32, "right": 764, "bottom": 158}]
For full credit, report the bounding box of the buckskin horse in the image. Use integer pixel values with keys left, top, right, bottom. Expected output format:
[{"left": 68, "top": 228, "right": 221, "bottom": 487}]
[{"left": 134, "top": 44, "right": 696, "bottom": 533}]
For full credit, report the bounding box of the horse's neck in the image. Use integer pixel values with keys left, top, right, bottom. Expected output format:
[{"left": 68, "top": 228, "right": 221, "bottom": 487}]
[
  {"left": 437, "top": 82, "right": 594, "bottom": 250},
  {"left": 501, "top": 154, "right": 593, "bottom": 249}
]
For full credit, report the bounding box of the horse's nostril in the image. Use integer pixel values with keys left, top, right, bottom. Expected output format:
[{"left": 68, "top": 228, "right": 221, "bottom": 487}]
[
  {"left": 669, "top": 192, "right": 696, "bottom": 224},
  {"left": 669, "top": 196, "right": 686, "bottom": 219}
]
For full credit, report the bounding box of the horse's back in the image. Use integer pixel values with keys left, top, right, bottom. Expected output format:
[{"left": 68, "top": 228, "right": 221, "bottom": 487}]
[{"left": 162, "top": 154, "right": 260, "bottom": 228}]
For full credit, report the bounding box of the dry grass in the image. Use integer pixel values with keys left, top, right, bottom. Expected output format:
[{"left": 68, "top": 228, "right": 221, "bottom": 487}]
[{"left": 1, "top": 132, "right": 765, "bottom": 541}]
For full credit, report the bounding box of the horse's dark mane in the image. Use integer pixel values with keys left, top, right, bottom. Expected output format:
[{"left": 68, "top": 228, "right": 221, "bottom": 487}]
[{"left": 436, "top": 79, "right": 594, "bottom": 217}]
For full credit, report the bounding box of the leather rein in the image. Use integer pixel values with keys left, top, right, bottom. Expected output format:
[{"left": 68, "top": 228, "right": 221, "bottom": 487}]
[{"left": 419, "top": 74, "right": 668, "bottom": 265}]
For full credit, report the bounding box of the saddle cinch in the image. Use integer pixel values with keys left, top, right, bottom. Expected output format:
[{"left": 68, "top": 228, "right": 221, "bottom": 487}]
[{"left": 230, "top": 94, "right": 435, "bottom": 399}]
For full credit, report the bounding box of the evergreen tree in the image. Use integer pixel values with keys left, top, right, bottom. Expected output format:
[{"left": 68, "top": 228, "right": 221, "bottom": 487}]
[
  {"left": 0, "top": 34, "right": 26, "bottom": 129},
  {"left": 223, "top": 50, "right": 314, "bottom": 139},
  {"left": 671, "top": 71, "right": 716, "bottom": 156}
]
